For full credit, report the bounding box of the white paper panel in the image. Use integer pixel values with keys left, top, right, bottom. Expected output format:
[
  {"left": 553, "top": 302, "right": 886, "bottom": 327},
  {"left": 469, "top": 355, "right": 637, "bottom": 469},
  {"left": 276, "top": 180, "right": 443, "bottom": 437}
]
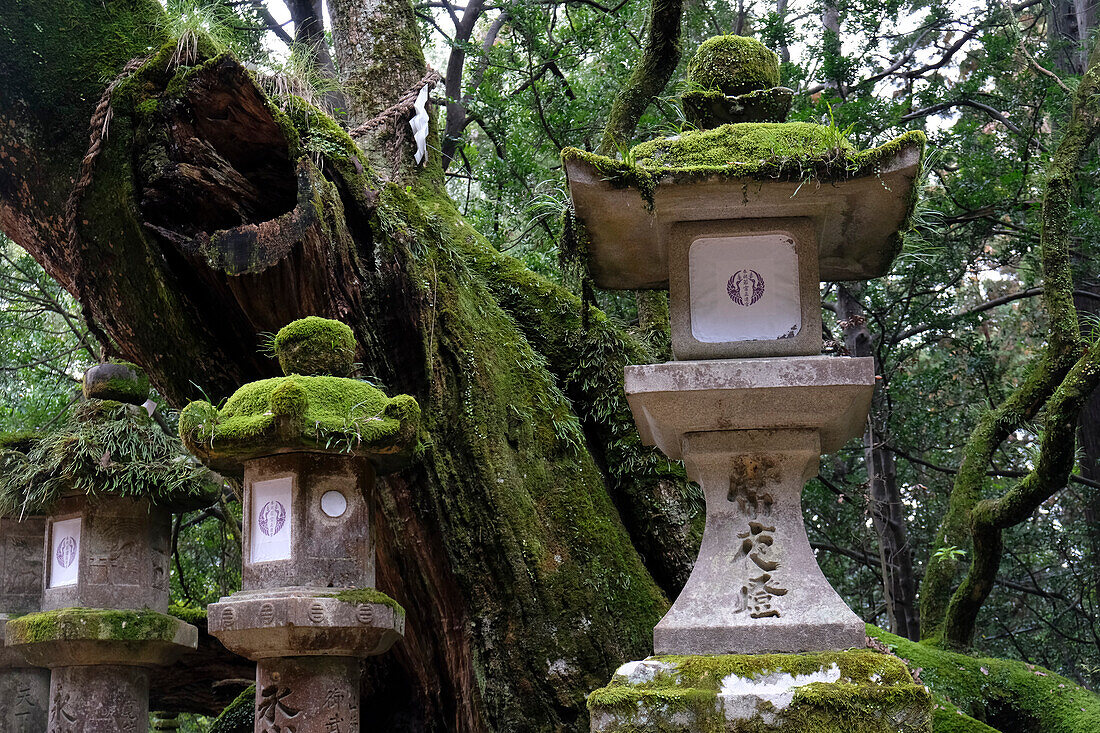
[
  {"left": 50, "top": 517, "right": 81, "bottom": 588},
  {"left": 689, "top": 235, "right": 801, "bottom": 343},
  {"left": 251, "top": 477, "right": 293, "bottom": 563}
]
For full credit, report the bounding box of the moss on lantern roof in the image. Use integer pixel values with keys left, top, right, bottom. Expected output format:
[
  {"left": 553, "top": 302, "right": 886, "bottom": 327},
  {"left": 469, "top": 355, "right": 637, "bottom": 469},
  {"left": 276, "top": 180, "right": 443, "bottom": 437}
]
[
  {"left": 562, "top": 126, "right": 926, "bottom": 204},
  {"left": 0, "top": 399, "right": 219, "bottom": 517},
  {"left": 273, "top": 316, "right": 357, "bottom": 377},
  {"left": 688, "top": 35, "right": 781, "bottom": 96},
  {"left": 180, "top": 317, "right": 420, "bottom": 474}
]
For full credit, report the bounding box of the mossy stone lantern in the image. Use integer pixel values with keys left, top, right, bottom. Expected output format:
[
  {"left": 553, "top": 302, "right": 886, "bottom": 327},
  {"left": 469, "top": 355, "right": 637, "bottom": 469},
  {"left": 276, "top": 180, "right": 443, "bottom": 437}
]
[
  {"left": 0, "top": 504, "right": 48, "bottom": 732},
  {"left": 2, "top": 363, "right": 209, "bottom": 732},
  {"left": 181, "top": 317, "right": 420, "bottom": 733},
  {"left": 565, "top": 36, "right": 931, "bottom": 732}
]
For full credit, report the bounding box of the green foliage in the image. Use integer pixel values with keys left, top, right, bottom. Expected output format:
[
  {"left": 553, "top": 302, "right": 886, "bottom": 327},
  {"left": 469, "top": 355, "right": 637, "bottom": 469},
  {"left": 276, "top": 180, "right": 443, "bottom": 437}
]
[{"left": 0, "top": 399, "right": 217, "bottom": 516}]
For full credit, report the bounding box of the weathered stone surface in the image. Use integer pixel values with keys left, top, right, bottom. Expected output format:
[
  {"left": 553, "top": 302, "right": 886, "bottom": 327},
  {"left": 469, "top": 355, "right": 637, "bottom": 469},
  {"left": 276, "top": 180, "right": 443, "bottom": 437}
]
[
  {"left": 6, "top": 608, "right": 198, "bottom": 668},
  {"left": 48, "top": 664, "right": 149, "bottom": 732},
  {"left": 241, "top": 453, "right": 376, "bottom": 591},
  {"left": 0, "top": 517, "right": 45, "bottom": 614},
  {"left": 564, "top": 140, "right": 922, "bottom": 289},
  {"left": 255, "top": 656, "right": 362, "bottom": 733},
  {"left": 41, "top": 494, "right": 171, "bottom": 613},
  {"left": 625, "top": 356, "right": 874, "bottom": 458},
  {"left": 588, "top": 651, "right": 932, "bottom": 732},
  {"left": 667, "top": 218, "right": 822, "bottom": 359},
  {"left": 82, "top": 361, "right": 150, "bottom": 403},
  {"left": 654, "top": 430, "right": 865, "bottom": 654},
  {"left": 0, "top": 661, "right": 49, "bottom": 732},
  {"left": 209, "top": 588, "right": 404, "bottom": 659}
]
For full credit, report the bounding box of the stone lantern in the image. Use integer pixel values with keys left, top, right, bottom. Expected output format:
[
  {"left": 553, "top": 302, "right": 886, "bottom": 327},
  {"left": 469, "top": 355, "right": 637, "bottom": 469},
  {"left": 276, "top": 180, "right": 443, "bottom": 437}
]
[
  {"left": 0, "top": 509, "right": 48, "bottom": 732},
  {"left": 564, "top": 36, "right": 931, "bottom": 732},
  {"left": 180, "top": 317, "right": 420, "bottom": 733},
  {"left": 2, "top": 362, "right": 209, "bottom": 731}
]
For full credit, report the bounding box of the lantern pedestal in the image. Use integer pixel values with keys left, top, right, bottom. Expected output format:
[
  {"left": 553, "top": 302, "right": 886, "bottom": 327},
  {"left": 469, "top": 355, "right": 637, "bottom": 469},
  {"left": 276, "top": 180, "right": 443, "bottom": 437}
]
[
  {"left": 624, "top": 357, "right": 873, "bottom": 654},
  {"left": 206, "top": 452, "right": 407, "bottom": 733},
  {"left": 0, "top": 516, "right": 49, "bottom": 732},
  {"left": 587, "top": 650, "right": 931, "bottom": 732}
]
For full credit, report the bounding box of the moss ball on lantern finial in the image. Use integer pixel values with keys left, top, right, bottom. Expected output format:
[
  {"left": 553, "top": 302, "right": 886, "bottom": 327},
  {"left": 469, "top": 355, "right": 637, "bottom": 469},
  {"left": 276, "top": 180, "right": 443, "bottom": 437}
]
[
  {"left": 688, "top": 35, "right": 781, "bottom": 96},
  {"left": 82, "top": 361, "right": 150, "bottom": 404},
  {"left": 273, "top": 317, "right": 357, "bottom": 377}
]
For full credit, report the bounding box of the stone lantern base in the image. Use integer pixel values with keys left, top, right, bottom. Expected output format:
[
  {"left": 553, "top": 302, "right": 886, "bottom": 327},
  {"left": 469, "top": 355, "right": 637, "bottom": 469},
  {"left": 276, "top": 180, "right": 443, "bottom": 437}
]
[
  {"left": 4, "top": 608, "right": 197, "bottom": 732},
  {"left": 0, "top": 618, "right": 50, "bottom": 733},
  {"left": 588, "top": 650, "right": 932, "bottom": 733}
]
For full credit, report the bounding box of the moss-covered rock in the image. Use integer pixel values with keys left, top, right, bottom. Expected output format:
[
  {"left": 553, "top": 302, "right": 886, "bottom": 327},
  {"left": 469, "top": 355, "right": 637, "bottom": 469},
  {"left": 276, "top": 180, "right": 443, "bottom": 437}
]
[
  {"left": 868, "top": 626, "right": 1100, "bottom": 733},
  {"left": 273, "top": 316, "right": 357, "bottom": 377},
  {"left": 180, "top": 319, "right": 420, "bottom": 474},
  {"left": 6, "top": 607, "right": 183, "bottom": 645},
  {"left": 688, "top": 36, "right": 780, "bottom": 97},
  {"left": 588, "top": 649, "right": 931, "bottom": 732},
  {"left": 82, "top": 361, "right": 150, "bottom": 403},
  {"left": 209, "top": 684, "right": 254, "bottom": 733}
]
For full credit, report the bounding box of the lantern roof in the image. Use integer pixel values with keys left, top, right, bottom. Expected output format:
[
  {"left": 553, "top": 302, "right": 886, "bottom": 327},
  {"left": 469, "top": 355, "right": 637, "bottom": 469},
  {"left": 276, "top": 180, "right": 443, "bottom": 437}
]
[
  {"left": 563, "top": 127, "right": 924, "bottom": 289},
  {"left": 179, "top": 317, "right": 420, "bottom": 475},
  {"left": 0, "top": 363, "right": 217, "bottom": 516},
  {"left": 563, "top": 34, "right": 925, "bottom": 291}
]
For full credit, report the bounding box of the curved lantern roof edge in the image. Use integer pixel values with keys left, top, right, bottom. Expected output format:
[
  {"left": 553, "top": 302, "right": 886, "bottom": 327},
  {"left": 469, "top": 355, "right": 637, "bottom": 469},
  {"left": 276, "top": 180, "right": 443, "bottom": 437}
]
[{"left": 564, "top": 135, "right": 923, "bottom": 289}]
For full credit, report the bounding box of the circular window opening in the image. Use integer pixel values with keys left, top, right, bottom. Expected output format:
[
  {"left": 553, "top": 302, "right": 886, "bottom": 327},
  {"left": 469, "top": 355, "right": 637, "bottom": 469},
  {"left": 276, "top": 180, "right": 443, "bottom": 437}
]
[{"left": 321, "top": 490, "right": 348, "bottom": 518}]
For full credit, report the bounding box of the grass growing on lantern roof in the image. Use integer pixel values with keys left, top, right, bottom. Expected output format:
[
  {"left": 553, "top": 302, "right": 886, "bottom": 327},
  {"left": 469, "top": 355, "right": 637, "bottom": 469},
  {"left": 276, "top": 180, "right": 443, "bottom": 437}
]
[{"left": 0, "top": 399, "right": 218, "bottom": 516}]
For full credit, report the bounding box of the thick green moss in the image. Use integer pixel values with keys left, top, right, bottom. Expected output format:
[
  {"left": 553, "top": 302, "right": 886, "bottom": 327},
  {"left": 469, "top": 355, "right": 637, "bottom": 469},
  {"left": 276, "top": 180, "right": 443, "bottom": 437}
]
[
  {"left": 587, "top": 649, "right": 930, "bottom": 733},
  {"left": 688, "top": 36, "right": 781, "bottom": 96},
  {"left": 868, "top": 626, "right": 1100, "bottom": 733},
  {"left": 273, "top": 316, "right": 357, "bottom": 377},
  {"left": 180, "top": 375, "right": 419, "bottom": 471},
  {"left": 6, "top": 608, "right": 181, "bottom": 644},
  {"left": 326, "top": 588, "right": 405, "bottom": 615},
  {"left": 563, "top": 128, "right": 925, "bottom": 196},
  {"left": 209, "top": 684, "right": 255, "bottom": 733}
]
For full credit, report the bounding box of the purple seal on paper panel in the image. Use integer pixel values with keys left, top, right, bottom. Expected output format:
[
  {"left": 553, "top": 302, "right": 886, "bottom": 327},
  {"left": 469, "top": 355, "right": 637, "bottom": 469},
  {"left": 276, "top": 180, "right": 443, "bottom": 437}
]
[
  {"left": 258, "top": 500, "right": 287, "bottom": 537},
  {"left": 56, "top": 536, "right": 77, "bottom": 568},
  {"left": 727, "top": 269, "right": 765, "bottom": 306}
]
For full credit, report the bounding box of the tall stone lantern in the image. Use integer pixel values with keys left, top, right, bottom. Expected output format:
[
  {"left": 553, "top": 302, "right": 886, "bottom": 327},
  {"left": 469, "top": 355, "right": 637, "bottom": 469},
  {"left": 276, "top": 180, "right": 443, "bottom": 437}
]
[
  {"left": 2, "top": 362, "right": 211, "bottom": 731},
  {"left": 180, "top": 317, "right": 420, "bottom": 733},
  {"left": 0, "top": 506, "right": 48, "bottom": 732},
  {"left": 564, "top": 36, "right": 932, "bottom": 732}
]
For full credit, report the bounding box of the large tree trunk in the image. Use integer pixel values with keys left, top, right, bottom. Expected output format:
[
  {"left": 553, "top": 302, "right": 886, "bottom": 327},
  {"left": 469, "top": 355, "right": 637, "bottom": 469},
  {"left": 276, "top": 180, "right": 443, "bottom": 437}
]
[{"left": 0, "top": 0, "right": 703, "bottom": 729}]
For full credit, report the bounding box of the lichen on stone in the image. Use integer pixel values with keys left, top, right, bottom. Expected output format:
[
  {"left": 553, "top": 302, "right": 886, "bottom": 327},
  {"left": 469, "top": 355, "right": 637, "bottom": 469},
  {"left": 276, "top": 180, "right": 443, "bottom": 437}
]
[
  {"left": 5, "top": 607, "right": 184, "bottom": 645},
  {"left": 82, "top": 360, "right": 151, "bottom": 403},
  {"left": 326, "top": 587, "right": 405, "bottom": 616},
  {"left": 587, "top": 649, "right": 931, "bottom": 733}
]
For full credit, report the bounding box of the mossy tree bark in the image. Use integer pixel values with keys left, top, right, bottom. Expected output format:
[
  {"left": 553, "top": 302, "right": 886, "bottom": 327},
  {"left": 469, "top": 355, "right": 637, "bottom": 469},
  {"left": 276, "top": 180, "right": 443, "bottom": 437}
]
[
  {"left": 920, "top": 33, "right": 1100, "bottom": 649},
  {"left": 0, "top": 0, "right": 703, "bottom": 729}
]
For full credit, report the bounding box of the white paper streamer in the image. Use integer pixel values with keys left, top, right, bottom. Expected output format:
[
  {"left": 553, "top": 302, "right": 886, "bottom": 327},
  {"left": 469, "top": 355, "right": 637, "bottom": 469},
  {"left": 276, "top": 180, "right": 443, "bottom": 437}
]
[{"left": 410, "top": 84, "right": 430, "bottom": 165}]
